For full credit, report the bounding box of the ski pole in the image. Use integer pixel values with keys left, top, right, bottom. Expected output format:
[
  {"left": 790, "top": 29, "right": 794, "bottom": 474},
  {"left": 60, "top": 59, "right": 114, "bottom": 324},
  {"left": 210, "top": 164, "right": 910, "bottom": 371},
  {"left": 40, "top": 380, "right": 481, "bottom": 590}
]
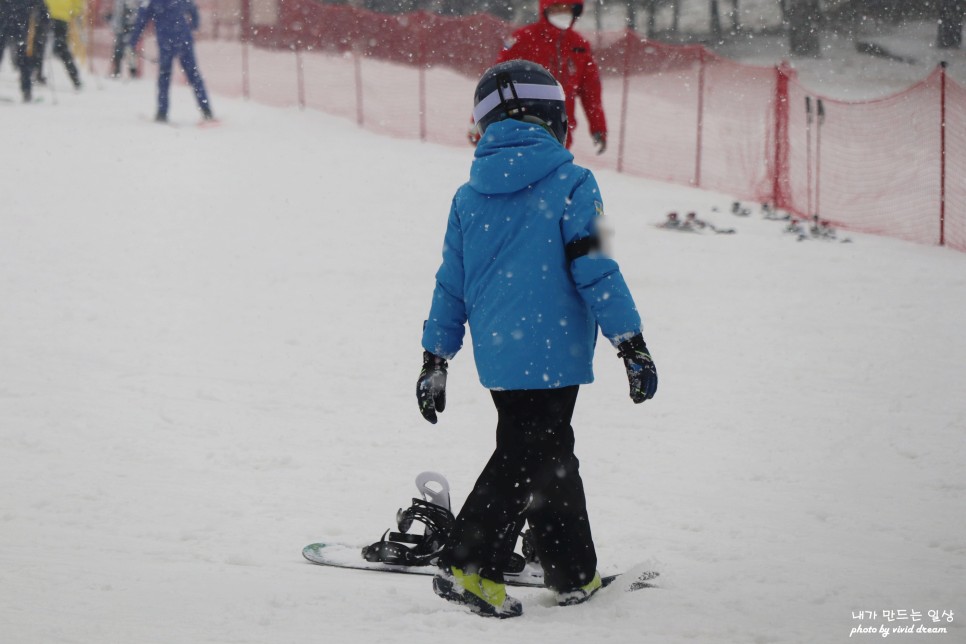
[
  {"left": 44, "top": 34, "right": 58, "bottom": 105},
  {"left": 805, "top": 96, "right": 813, "bottom": 219},
  {"left": 815, "top": 98, "right": 825, "bottom": 220}
]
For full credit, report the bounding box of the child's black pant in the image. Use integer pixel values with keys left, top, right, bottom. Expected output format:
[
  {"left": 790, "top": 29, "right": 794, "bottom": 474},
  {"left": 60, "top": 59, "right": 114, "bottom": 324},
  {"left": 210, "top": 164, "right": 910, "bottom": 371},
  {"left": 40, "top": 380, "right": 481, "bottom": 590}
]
[{"left": 441, "top": 385, "right": 597, "bottom": 591}]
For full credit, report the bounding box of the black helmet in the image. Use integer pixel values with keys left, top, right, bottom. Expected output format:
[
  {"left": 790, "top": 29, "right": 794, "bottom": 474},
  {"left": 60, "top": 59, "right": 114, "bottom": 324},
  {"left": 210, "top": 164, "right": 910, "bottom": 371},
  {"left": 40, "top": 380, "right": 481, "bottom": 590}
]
[{"left": 472, "top": 60, "right": 568, "bottom": 145}]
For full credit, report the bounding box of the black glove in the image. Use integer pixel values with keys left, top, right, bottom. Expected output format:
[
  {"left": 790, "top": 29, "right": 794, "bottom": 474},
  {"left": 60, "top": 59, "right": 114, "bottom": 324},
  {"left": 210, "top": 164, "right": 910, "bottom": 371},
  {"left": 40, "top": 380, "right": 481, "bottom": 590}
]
[
  {"left": 417, "top": 351, "right": 448, "bottom": 424},
  {"left": 592, "top": 131, "right": 607, "bottom": 155},
  {"left": 617, "top": 334, "right": 657, "bottom": 403}
]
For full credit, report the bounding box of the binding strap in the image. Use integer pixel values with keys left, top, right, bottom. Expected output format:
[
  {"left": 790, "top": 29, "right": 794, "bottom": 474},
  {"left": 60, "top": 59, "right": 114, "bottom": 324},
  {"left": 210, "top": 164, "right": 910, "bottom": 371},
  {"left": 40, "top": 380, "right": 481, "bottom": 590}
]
[{"left": 361, "top": 499, "right": 456, "bottom": 567}]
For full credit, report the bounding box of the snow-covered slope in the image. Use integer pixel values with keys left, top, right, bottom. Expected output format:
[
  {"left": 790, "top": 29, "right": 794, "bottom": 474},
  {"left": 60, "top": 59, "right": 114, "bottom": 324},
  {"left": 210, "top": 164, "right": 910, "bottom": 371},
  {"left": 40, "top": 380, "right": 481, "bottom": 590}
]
[{"left": 1, "top": 70, "right": 963, "bottom": 643}]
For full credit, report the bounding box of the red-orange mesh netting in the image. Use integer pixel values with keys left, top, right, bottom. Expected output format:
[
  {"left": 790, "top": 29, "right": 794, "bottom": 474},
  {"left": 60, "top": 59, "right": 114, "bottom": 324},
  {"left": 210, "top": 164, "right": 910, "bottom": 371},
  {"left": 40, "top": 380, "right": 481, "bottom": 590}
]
[{"left": 78, "top": 2, "right": 964, "bottom": 252}]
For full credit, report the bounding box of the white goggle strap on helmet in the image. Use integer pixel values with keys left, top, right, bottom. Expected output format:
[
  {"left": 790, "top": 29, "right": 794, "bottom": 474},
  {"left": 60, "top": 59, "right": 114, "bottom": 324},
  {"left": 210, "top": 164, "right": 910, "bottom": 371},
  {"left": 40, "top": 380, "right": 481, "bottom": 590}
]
[{"left": 473, "top": 82, "right": 566, "bottom": 125}]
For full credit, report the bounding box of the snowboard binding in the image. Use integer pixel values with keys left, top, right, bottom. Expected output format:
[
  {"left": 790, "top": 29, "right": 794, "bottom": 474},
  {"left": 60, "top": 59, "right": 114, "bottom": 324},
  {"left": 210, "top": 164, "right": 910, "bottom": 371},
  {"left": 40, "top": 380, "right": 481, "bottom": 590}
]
[
  {"left": 362, "top": 472, "right": 455, "bottom": 567},
  {"left": 360, "top": 471, "right": 534, "bottom": 573}
]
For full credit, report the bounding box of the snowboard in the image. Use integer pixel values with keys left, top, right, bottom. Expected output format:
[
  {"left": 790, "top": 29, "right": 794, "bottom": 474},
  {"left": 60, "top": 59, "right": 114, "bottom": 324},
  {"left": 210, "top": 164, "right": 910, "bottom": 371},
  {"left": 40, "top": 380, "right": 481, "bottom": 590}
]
[{"left": 302, "top": 542, "right": 659, "bottom": 591}]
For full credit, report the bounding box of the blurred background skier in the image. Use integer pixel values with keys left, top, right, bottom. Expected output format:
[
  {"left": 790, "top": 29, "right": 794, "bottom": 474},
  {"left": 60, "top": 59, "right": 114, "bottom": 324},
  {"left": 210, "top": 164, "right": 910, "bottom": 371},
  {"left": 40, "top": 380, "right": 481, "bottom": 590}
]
[
  {"left": 0, "top": 0, "right": 40, "bottom": 101},
  {"left": 27, "top": 0, "right": 50, "bottom": 85},
  {"left": 418, "top": 60, "right": 657, "bottom": 618},
  {"left": 128, "top": 0, "right": 213, "bottom": 122},
  {"left": 45, "top": 0, "right": 82, "bottom": 89},
  {"left": 489, "top": 0, "right": 607, "bottom": 152},
  {"left": 107, "top": 0, "right": 138, "bottom": 79}
]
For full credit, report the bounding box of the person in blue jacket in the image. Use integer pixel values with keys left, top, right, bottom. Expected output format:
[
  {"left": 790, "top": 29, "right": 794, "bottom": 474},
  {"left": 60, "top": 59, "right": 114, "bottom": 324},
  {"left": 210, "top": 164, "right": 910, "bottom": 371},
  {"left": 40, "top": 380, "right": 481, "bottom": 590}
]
[
  {"left": 128, "top": 0, "right": 212, "bottom": 122},
  {"left": 417, "top": 60, "right": 658, "bottom": 619}
]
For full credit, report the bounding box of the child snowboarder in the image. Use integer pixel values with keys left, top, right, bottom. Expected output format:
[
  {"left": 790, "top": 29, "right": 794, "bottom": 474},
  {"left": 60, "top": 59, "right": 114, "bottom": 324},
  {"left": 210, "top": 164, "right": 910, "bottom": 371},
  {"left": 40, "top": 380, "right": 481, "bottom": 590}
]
[
  {"left": 417, "top": 60, "right": 658, "bottom": 618},
  {"left": 127, "top": 0, "right": 213, "bottom": 122}
]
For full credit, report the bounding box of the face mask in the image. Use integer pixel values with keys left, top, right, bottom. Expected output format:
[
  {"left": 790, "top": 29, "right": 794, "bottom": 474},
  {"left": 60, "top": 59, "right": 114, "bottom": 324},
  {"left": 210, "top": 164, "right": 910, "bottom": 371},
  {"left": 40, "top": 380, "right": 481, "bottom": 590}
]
[{"left": 547, "top": 12, "right": 574, "bottom": 30}]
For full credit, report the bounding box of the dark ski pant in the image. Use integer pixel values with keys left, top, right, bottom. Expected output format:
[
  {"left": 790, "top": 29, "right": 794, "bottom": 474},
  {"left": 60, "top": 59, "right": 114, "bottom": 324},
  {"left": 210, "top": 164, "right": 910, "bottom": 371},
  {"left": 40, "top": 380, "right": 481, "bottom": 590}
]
[
  {"left": 441, "top": 386, "right": 597, "bottom": 592},
  {"left": 0, "top": 6, "right": 33, "bottom": 99},
  {"left": 110, "top": 6, "right": 136, "bottom": 76},
  {"left": 111, "top": 30, "right": 135, "bottom": 77},
  {"left": 30, "top": 7, "right": 49, "bottom": 80},
  {"left": 156, "top": 41, "right": 211, "bottom": 118},
  {"left": 50, "top": 19, "right": 80, "bottom": 88}
]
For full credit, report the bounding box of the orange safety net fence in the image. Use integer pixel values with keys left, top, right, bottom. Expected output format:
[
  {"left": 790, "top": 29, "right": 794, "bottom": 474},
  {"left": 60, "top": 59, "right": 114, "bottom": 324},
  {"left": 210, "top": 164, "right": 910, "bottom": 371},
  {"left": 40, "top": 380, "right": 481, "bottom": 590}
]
[{"left": 78, "top": 0, "right": 965, "bottom": 252}]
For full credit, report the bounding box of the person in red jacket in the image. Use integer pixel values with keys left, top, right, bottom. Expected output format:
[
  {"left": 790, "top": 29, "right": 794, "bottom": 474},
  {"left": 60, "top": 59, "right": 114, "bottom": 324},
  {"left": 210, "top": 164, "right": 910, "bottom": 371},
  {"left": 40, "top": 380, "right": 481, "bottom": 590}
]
[{"left": 495, "top": 0, "right": 607, "bottom": 153}]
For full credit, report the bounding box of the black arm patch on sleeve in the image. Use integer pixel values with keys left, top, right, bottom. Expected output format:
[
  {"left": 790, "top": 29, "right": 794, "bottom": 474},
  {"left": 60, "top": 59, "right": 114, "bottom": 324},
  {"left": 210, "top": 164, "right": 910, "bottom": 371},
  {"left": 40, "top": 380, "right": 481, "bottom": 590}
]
[{"left": 565, "top": 235, "right": 601, "bottom": 262}]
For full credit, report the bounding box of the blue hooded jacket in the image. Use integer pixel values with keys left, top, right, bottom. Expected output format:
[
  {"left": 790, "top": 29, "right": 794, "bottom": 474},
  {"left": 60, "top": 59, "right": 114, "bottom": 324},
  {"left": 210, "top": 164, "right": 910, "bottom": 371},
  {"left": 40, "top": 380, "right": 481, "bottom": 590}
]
[
  {"left": 129, "top": 0, "right": 199, "bottom": 52},
  {"left": 422, "top": 119, "right": 642, "bottom": 390}
]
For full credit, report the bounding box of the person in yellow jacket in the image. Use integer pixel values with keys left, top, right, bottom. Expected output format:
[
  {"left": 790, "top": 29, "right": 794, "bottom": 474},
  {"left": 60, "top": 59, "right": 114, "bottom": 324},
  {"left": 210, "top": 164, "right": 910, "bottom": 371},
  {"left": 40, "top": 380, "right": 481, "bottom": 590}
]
[{"left": 44, "top": 0, "right": 81, "bottom": 88}]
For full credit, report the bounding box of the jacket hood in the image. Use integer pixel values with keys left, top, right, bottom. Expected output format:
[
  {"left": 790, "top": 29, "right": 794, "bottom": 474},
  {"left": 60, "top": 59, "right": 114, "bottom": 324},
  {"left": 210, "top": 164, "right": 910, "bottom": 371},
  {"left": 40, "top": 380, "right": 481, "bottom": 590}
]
[{"left": 469, "top": 119, "right": 574, "bottom": 195}]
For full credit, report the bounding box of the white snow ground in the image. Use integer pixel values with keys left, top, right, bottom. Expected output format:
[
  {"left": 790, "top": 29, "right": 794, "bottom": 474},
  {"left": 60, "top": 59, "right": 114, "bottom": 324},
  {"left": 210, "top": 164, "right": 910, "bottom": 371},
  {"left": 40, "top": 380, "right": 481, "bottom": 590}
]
[{"left": 2, "top": 60, "right": 965, "bottom": 643}]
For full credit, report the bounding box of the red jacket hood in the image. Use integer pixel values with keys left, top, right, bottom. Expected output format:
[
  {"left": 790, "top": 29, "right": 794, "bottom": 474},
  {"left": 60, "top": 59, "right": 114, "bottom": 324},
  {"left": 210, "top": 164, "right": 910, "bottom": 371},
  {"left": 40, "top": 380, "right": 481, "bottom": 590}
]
[{"left": 539, "top": 0, "right": 583, "bottom": 18}]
